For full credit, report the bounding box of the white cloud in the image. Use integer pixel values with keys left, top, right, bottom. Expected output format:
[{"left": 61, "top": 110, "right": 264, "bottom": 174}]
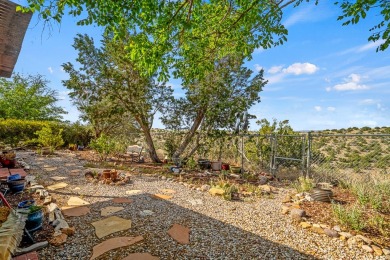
[
  {"left": 357, "top": 40, "right": 385, "bottom": 52},
  {"left": 349, "top": 120, "right": 377, "bottom": 127},
  {"left": 329, "top": 73, "right": 369, "bottom": 91},
  {"left": 268, "top": 66, "right": 283, "bottom": 74},
  {"left": 314, "top": 106, "right": 322, "bottom": 112},
  {"left": 360, "top": 99, "right": 376, "bottom": 104},
  {"left": 48, "top": 67, "right": 53, "bottom": 74},
  {"left": 253, "top": 47, "right": 264, "bottom": 54},
  {"left": 283, "top": 63, "right": 319, "bottom": 75},
  {"left": 327, "top": 106, "right": 336, "bottom": 112},
  {"left": 254, "top": 64, "right": 263, "bottom": 72}
]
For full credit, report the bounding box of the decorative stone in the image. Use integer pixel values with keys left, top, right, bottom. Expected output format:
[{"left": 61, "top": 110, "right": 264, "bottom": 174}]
[
  {"left": 50, "top": 176, "right": 68, "bottom": 181},
  {"left": 356, "top": 235, "right": 372, "bottom": 245},
  {"left": 311, "top": 226, "right": 325, "bottom": 235},
  {"left": 382, "top": 248, "right": 390, "bottom": 255},
  {"left": 333, "top": 225, "right": 341, "bottom": 232},
  {"left": 90, "top": 236, "right": 143, "bottom": 260},
  {"left": 43, "top": 196, "right": 52, "bottom": 205},
  {"left": 122, "top": 253, "right": 159, "bottom": 260},
  {"left": 281, "top": 206, "right": 290, "bottom": 215},
  {"left": 47, "top": 203, "right": 59, "bottom": 213},
  {"left": 112, "top": 197, "right": 133, "bottom": 203},
  {"left": 347, "top": 237, "right": 357, "bottom": 247},
  {"left": 67, "top": 197, "right": 90, "bottom": 206},
  {"left": 91, "top": 216, "right": 132, "bottom": 238},
  {"left": 200, "top": 184, "right": 210, "bottom": 192},
  {"left": 47, "top": 182, "right": 68, "bottom": 190},
  {"left": 371, "top": 245, "right": 383, "bottom": 256},
  {"left": 320, "top": 224, "right": 330, "bottom": 229},
  {"left": 125, "top": 190, "right": 142, "bottom": 195},
  {"left": 282, "top": 195, "right": 292, "bottom": 203},
  {"left": 300, "top": 222, "right": 312, "bottom": 229},
  {"left": 62, "top": 206, "right": 90, "bottom": 217},
  {"left": 54, "top": 219, "right": 69, "bottom": 231},
  {"left": 362, "top": 245, "right": 373, "bottom": 253},
  {"left": 49, "top": 233, "right": 67, "bottom": 246},
  {"left": 61, "top": 227, "right": 75, "bottom": 237},
  {"left": 152, "top": 194, "right": 172, "bottom": 200},
  {"left": 290, "top": 208, "right": 306, "bottom": 220},
  {"left": 339, "top": 232, "right": 353, "bottom": 239},
  {"left": 101, "top": 206, "right": 124, "bottom": 217},
  {"left": 167, "top": 224, "right": 190, "bottom": 245},
  {"left": 259, "top": 185, "right": 273, "bottom": 193},
  {"left": 324, "top": 228, "right": 339, "bottom": 238},
  {"left": 209, "top": 187, "right": 224, "bottom": 196}
]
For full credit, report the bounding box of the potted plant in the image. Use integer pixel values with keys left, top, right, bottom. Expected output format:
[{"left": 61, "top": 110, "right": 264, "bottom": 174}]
[
  {"left": 230, "top": 165, "right": 241, "bottom": 174},
  {"left": 24, "top": 205, "right": 44, "bottom": 232},
  {"left": 210, "top": 161, "right": 222, "bottom": 171}
]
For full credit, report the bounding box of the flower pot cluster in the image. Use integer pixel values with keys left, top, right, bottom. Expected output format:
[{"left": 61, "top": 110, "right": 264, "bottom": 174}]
[
  {"left": 18, "top": 200, "right": 44, "bottom": 232},
  {"left": 6, "top": 174, "right": 25, "bottom": 193}
]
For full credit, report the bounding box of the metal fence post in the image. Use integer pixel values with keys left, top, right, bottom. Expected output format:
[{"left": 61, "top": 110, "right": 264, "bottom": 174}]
[{"left": 306, "top": 132, "right": 311, "bottom": 178}]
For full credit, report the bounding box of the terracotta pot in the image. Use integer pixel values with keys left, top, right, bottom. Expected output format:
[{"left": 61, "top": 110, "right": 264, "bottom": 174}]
[
  {"left": 102, "top": 170, "right": 111, "bottom": 179},
  {"left": 110, "top": 170, "right": 118, "bottom": 181},
  {"left": 221, "top": 163, "right": 230, "bottom": 171}
]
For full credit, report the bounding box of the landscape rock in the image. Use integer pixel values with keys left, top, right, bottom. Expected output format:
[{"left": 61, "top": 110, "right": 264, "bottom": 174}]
[
  {"left": 61, "top": 227, "right": 75, "bottom": 237},
  {"left": 382, "top": 248, "right": 390, "bottom": 255},
  {"left": 209, "top": 187, "right": 224, "bottom": 196},
  {"left": 49, "top": 233, "right": 67, "bottom": 246},
  {"left": 91, "top": 216, "right": 132, "bottom": 238},
  {"left": 311, "top": 226, "right": 325, "bottom": 235},
  {"left": 281, "top": 206, "right": 290, "bottom": 215},
  {"left": 167, "top": 224, "right": 190, "bottom": 244},
  {"left": 300, "top": 222, "right": 312, "bottom": 229},
  {"left": 62, "top": 206, "right": 90, "bottom": 217},
  {"left": 54, "top": 219, "right": 69, "bottom": 231},
  {"left": 371, "top": 245, "right": 383, "bottom": 256},
  {"left": 259, "top": 185, "right": 273, "bottom": 193},
  {"left": 355, "top": 235, "right": 372, "bottom": 245},
  {"left": 282, "top": 195, "right": 292, "bottom": 203},
  {"left": 324, "top": 228, "right": 339, "bottom": 238},
  {"left": 258, "top": 176, "right": 268, "bottom": 185},
  {"left": 47, "top": 203, "right": 59, "bottom": 213},
  {"left": 333, "top": 225, "right": 341, "bottom": 232},
  {"left": 152, "top": 194, "right": 173, "bottom": 200},
  {"left": 200, "top": 184, "right": 210, "bottom": 192},
  {"left": 362, "top": 245, "right": 373, "bottom": 253},
  {"left": 67, "top": 196, "right": 90, "bottom": 206},
  {"left": 290, "top": 208, "right": 306, "bottom": 220},
  {"left": 90, "top": 236, "right": 143, "bottom": 260},
  {"left": 43, "top": 196, "right": 52, "bottom": 205},
  {"left": 47, "top": 182, "right": 68, "bottom": 190},
  {"left": 347, "top": 237, "right": 357, "bottom": 247},
  {"left": 339, "top": 232, "right": 353, "bottom": 239}
]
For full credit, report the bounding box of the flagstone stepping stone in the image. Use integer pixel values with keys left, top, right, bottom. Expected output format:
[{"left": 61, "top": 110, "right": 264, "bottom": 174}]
[
  {"left": 188, "top": 199, "right": 203, "bottom": 206},
  {"left": 64, "top": 163, "right": 76, "bottom": 166},
  {"left": 74, "top": 187, "right": 81, "bottom": 190},
  {"left": 160, "top": 189, "right": 176, "bottom": 194},
  {"left": 122, "top": 253, "right": 159, "bottom": 260},
  {"left": 167, "top": 224, "right": 190, "bottom": 244},
  {"left": 43, "top": 164, "right": 51, "bottom": 168},
  {"left": 50, "top": 176, "right": 68, "bottom": 181},
  {"left": 112, "top": 197, "right": 133, "bottom": 204},
  {"left": 62, "top": 206, "right": 90, "bottom": 217},
  {"left": 139, "top": 210, "right": 154, "bottom": 217},
  {"left": 91, "top": 216, "right": 132, "bottom": 238},
  {"left": 45, "top": 167, "right": 58, "bottom": 172},
  {"left": 125, "top": 190, "right": 142, "bottom": 195},
  {"left": 152, "top": 194, "right": 172, "bottom": 200},
  {"left": 90, "top": 236, "right": 143, "bottom": 260},
  {"left": 47, "top": 182, "right": 68, "bottom": 190},
  {"left": 68, "top": 197, "right": 90, "bottom": 206},
  {"left": 101, "top": 206, "right": 124, "bottom": 217}
]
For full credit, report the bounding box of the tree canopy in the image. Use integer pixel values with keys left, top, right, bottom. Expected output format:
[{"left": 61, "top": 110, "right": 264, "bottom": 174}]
[
  {"left": 0, "top": 74, "right": 66, "bottom": 121},
  {"left": 22, "top": 0, "right": 298, "bottom": 82}
]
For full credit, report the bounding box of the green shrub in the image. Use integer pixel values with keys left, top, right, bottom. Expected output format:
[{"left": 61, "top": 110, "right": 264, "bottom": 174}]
[
  {"left": 89, "top": 134, "right": 115, "bottom": 161},
  {"left": 292, "top": 176, "right": 314, "bottom": 193},
  {"left": 35, "top": 126, "right": 64, "bottom": 153},
  {"left": 332, "top": 203, "right": 366, "bottom": 231}
]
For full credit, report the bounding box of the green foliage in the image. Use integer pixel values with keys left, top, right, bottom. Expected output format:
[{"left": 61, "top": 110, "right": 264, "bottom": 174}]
[
  {"left": 185, "top": 157, "right": 197, "bottom": 170},
  {"left": 89, "top": 134, "right": 115, "bottom": 161},
  {"left": 336, "top": 0, "right": 390, "bottom": 51},
  {"left": 23, "top": 0, "right": 293, "bottom": 82},
  {"left": 292, "top": 176, "right": 314, "bottom": 193},
  {"left": 332, "top": 203, "right": 366, "bottom": 231},
  {"left": 35, "top": 126, "right": 64, "bottom": 153},
  {"left": 0, "top": 74, "right": 66, "bottom": 121}
]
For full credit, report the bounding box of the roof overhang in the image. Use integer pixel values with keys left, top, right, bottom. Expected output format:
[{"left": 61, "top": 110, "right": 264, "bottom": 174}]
[{"left": 0, "top": 0, "right": 32, "bottom": 78}]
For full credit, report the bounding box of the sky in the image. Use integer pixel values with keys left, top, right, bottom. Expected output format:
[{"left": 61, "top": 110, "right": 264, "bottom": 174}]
[{"left": 12, "top": 1, "right": 390, "bottom": 131}]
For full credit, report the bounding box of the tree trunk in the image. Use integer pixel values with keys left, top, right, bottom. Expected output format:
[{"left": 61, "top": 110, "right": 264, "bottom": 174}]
[
  {"left": 138, "top": 117, "right": 161, "bottom": 163},
  {"left": 173, "top": 109, "right": 205, "bottom": 160}
]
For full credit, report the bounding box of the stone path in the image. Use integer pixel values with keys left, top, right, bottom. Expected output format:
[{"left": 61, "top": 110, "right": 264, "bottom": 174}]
[{"left": 18, "top": 151, "right": 386, "bottom": 259}]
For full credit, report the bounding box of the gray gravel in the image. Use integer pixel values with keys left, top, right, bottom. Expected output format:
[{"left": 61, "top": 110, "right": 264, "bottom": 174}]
[{"left": 18, "top": 151, "right": 384, "bottom": 260}]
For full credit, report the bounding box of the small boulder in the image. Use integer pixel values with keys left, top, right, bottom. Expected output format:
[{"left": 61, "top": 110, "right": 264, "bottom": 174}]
[
  {"left": 209, "top": 187, "right": 224, "bottom": 196},
  {"left": 282, "top": 195, "right": 292, "bottom": 203},
  {"left": 61, "top": 227, "right": 75, "bottom": 237},
  {"left": 290, "top": 208, "right": 306, "bottom": 220},
  {"left": 339, "top": 232, "right": 353, "bottom": 239},
  {"left": 324, "top": 228, "right": 339, "bottom": 238},
  {"left": 300, "top": 222, "right": 312, "bottom": 229},
  {"left": 311, "top": 226, "right": 325, "bottom": 234},
  {"left": 49, "top": 233, "right": 67, "bottom": 246},
  {"left": 333, "top": 225, "right": 341, "bottom": 232},
  {"left": 382, "top": 248, "right": 390, "bottom": 255},
  {"left": 362, "top": 245, "right": 373, "bottom": 253},
  {"left": 356, "top": 235, "right": 372, "bottom": 245},
  {"left": 281, "top": 206, "right": 290, "bottom": 215},
  {"left": 371, "top": 245, "right": 383, "bottom": 256}
]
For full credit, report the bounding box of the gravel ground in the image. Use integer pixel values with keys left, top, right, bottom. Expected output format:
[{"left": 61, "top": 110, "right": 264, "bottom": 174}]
[{"left": 15, "top": 151, "right": 385, "bottom": 260}]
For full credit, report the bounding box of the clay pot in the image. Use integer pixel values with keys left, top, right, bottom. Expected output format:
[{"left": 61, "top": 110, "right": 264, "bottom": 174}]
[
  {"left": 210, "top": 161, "right": 222, "bottom": 171},
  {"left": 102, "top": 170, "right": 111, "bottom": 179}
]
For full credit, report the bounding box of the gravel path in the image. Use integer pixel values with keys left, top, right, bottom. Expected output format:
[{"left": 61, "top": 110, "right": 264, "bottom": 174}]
[{"left": 18, "top": 151, "right": 383, "bottom": 260}]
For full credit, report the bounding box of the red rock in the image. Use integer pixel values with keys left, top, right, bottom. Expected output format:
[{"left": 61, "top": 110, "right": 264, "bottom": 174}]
[
  {"left": 167, "top": 224, "right": 190, "bottom": 244},
  {"left": 49, "top": 233, "right": 67, "bottom": 246},
  {"left": 90, "top": 236, "right": 143, "bottom": 260}
]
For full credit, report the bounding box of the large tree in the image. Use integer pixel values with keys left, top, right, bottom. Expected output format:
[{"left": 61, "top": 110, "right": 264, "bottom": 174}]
[
  {"left": 62, "top": 34, "right": 173, "bottom": 162},
  {"left": 0, "top": 74, "right": 66, "bottom": 121},
  {"left": 22, "top": 0, "right": 296, "bottom": 82},
  {"left": 162, "top": 55, "right": 267, "bottom": 160}
]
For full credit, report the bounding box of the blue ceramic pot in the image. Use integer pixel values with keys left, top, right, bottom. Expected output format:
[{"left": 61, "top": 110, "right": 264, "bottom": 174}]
[{"left": 26, "top": 209, "right": 43, "bottom": 232}]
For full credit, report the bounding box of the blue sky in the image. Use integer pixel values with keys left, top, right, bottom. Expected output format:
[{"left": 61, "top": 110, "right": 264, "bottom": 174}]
[{"left": 13, "top": 1, "right": 390, "bottom": 131}]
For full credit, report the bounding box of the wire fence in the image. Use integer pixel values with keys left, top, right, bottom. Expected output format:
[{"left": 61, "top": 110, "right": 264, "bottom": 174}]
[{"left": 119, "top": 131, "right": 390, "bottom": 181}]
